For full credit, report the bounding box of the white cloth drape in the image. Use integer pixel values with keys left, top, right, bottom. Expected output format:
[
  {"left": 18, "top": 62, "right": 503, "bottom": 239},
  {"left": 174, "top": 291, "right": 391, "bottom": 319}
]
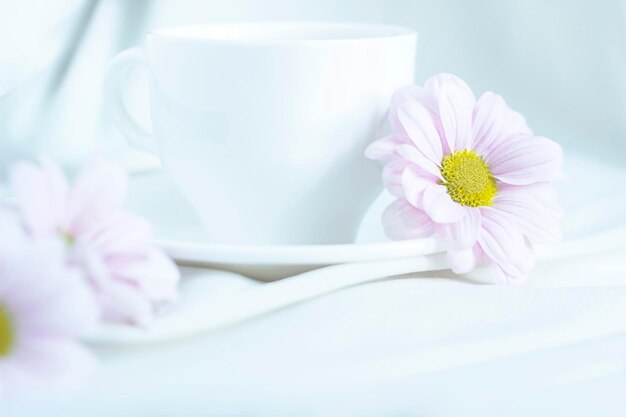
[{"left": 5, "top": 248, "right": 626, "bottom": 416}]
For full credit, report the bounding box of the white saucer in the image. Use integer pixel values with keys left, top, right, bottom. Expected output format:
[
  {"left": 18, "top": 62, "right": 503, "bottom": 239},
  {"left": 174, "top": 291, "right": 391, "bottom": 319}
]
[
  {"left": 126, "top": 170, "right": 442, "bottom": 279},
  {"left": 126, "top": 152, "right": 626, "bottom": 280}
]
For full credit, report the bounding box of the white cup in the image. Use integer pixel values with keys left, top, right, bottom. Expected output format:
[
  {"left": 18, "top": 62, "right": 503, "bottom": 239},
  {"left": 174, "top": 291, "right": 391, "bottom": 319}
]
[{"left": 105, "top": 22, "right": 416, "bottom": 245}]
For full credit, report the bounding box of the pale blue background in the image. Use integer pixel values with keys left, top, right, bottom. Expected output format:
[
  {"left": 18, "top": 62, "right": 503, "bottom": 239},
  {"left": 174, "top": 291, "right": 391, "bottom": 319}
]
[{"left": 1, "top": 0, "right": 625, "bottom": 167}]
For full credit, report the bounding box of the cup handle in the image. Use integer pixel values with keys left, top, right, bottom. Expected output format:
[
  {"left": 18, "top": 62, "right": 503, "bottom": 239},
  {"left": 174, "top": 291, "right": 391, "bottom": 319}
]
[{"left": 104, "top": 47, "right": 158, "bottom": 156}]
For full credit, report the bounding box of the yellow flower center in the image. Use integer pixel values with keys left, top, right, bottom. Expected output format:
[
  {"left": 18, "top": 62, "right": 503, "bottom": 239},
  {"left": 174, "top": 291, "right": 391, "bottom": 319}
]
[
  {"left": 439, "top": 150, "right": 497, "bottom": 207},
  {"left": 0, "top": 303, "right": 15, "bottom": 357},
  {"left": 61, "top": 231, "right": 75, "bottom": 247}
]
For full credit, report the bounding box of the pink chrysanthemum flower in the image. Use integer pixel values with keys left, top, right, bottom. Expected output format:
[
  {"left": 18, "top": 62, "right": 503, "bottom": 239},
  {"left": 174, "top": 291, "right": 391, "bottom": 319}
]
[
  {"left": 366, "top": 73, "right": 563, "bottom": 284},
  {"left": 8, "top": 158, "right": 180, "bottom": 325},
  {"left": 0, "top": 215, "right": 97, "bottom": 396}
]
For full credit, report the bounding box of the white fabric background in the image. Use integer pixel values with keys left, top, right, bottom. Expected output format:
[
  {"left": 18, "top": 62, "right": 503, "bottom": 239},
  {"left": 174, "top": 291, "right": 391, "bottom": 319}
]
[
  {"left": 1, "top": 1, "right": 626, "bottom": 416},
  {"left": 5, "top": 251, "right": 626, "bottom": 417}
]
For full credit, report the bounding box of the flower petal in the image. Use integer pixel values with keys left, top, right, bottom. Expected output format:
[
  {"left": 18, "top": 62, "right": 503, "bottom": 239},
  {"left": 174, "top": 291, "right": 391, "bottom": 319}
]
[
  {"left": 437, "top": 76, "right": 475, "bottom": 151},
  {"left": 382, "top": 199, "right": 435, "bottom": 240},
  {"left": 18, "top": 268, "right": 97, "bottom": 336},
  {"left": 422, "top": 184, "right": 466, "bottom": 224},
  {"left": 401, "top": 164, "right": 437, "bottom": 208},
  {"left": 38, "top": 157, "right": 70, "bottom": 224},
  {"left": 397, "top": 100, "right": 443, "bottom": 164},
  {"left": 486, "top": 261, "right": 528, "bottom": 285},
  {"left": 494, "top": 183, "right": 562, "bottom": 243},
  {"left": 7, "top": 337, "right": 95, "bottom": 391},
  {"left": 97, "top": 279, "right": 155, "bottom": 326},
  {"left": 437, "top": 207, "right": 481, "bottom": 250},
  {"left": 396, "top": 144, "right": 443, "bottom": 180},
  {"left": 382, "top": 159, "right": 410, "bottom": 197},
  {"left": 77, "top": 243, "right": 154, "bottom": 326},
  {"left": 389, "top": 84, "right": 438, "bottom": 133},
  {"left": 447, "top": 246, "right": 480, "bottom": 274},
  {"left": 9, "top": 162, "right": 59, "bottom": 236},
  {"left": 67, "top": 159, "right": 128, "bottom": 234},
  {"left": 0, "top": 210, "right": 33, "bottom": 260},
  {"left": 472, "top": 92, "right": 532, "bottom": 156},
  {"left": 110, "top": 248, "right": 180, "bottom": 301},
  {"left": 423, "top": 73, "right": 456, "bottom": 100},
  {"left": 0, "top": 236, "right": 96, "bottom": 337},
  {"left": 478, "top": 207, "right": 534, "bottom": 279},
  {"left": 82, "top": 212, "right": 153, "bottom": 254},
  {"left": 364, "top": 134, "right": 408, "bottom": 163},
  {"left": 487, "top": 135, "right": 563, "bottom": 185}
]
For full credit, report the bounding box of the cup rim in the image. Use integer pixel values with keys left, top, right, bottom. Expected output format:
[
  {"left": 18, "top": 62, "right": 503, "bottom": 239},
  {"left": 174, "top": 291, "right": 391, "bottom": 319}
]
[{"left": 148, "top": 21, "right": 417, "bottom": 44}]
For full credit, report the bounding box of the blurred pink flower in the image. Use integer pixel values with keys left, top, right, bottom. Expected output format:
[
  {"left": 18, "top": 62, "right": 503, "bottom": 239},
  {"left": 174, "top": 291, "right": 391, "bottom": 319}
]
[
  {"left": 366, "top": 73, "right": 563, "bottom": 284},
  {"left": 0, "top": 215, "right": 97, "bottom": 396},
  {"left": 9, "top": 158, "right": 180, "bottom": 325}
]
